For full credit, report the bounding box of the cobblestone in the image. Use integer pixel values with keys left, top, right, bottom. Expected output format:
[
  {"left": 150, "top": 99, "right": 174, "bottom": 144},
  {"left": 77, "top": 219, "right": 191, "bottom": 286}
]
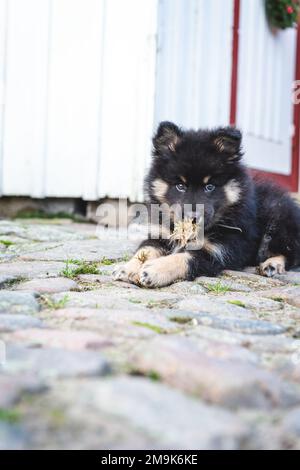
[
  {"left": 0, "top": 220, "right": 300, "bottom": 449},
  {"left": 0, "top": 292, "right": 40, "bottom": 315}
]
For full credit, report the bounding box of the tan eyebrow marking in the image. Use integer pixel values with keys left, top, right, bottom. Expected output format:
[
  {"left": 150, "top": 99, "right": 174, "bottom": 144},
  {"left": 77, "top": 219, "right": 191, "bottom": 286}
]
[
  {"left": 180, "top": 176, "right": 187, "bottom": 183},
  {"left": 203, "top": 176, "right": 211, "bottom": 184},
  {"left": 152, "top": 178, "right": 169, "bottom": 202}
]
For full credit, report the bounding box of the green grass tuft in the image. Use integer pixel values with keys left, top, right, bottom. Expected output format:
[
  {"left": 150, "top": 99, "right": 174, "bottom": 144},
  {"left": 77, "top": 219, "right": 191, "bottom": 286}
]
[
  {"left": 0, "top": 408, "right": 21, "bottom": 424},
  {"left": 101, "top": 257, "right": 115, "bottom": 266},
  {"left": 206, "top": 281, "right": 231, "bottom": 294},
  {"left": 60, "top": 260, "right": 99, "bottom": 278}
]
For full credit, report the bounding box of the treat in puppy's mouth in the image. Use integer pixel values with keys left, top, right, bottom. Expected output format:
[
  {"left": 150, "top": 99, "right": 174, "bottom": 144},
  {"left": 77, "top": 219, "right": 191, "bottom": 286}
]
[{"left": 169, "top": 218, "right": 200, "bottom": 248}]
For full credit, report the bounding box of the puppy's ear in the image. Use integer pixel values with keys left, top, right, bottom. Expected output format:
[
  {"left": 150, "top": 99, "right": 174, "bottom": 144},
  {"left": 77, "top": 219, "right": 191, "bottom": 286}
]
[
  {"left": 213, "top": 127, "right": 242, "bottom": 158},
  {"left": 153, "top": 121, "right": 182, "bottom": 154}
]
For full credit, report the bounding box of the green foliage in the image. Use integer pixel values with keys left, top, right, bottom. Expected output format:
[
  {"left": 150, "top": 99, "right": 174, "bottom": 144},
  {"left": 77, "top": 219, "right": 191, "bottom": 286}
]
[{"left": 266, "top": 0, "right": 300, "bottom": 29}]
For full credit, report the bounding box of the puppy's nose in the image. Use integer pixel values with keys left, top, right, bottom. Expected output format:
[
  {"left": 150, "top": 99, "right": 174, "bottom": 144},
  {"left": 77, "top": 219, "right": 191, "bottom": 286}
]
[{"left": 186, "top": 211, "right": 201, "bottom": 223}]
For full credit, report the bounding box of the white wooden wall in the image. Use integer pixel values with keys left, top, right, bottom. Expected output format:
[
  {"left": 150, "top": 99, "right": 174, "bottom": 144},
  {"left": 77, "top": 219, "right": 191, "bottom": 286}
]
[
  {"left": 0, "top": 0, "right": 235, "bottom": 201},
  {"left": 1, "top": 0, "right": 294, "bottom": 201},
  {"left": 0, "top": 0, "right": 158, "bottom": 201}
]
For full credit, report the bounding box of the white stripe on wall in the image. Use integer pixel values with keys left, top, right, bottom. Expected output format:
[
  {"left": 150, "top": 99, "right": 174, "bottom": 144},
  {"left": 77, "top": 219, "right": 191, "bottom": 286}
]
[
  {"left": 97, "top": 0, "right": 158, "bottom": 201},
  {"left": 45, "top": 0, "right": 105, "bottom": 199}
]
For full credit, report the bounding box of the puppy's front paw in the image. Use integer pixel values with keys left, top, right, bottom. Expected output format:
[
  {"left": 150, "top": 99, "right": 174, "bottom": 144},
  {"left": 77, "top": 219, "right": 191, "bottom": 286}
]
[
  {"left": 113, "top": 258, "right": 142, "bottom": 284},
  {"left": 139, "top": 253, "right": 190, "bottom": 288},
  {"left": 259, "top": 255, "right": 286, "bottom": 278},
  {"left": 139, "top": 261, "right": 164, "bottom": 288}
]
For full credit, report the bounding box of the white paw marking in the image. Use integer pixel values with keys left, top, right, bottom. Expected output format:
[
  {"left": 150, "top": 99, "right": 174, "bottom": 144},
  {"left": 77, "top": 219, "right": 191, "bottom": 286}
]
[
  {"left": 139, "top": 261, "right": 166, "bottom": 288},
  {"left": 113, "top": 258, "right": 142, "bottom": 285},
  {"left": 259, "top": 256, "right": 286, "bottom": 278}
]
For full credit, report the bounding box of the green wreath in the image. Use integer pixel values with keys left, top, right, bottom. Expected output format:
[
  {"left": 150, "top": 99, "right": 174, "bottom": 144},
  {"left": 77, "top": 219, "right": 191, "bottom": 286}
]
[{"left": 265, "top": 0, "right": 300, "bottom": 29}]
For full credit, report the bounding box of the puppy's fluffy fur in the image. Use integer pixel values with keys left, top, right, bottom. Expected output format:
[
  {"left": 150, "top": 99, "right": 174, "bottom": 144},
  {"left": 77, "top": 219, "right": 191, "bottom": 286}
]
[{"left": 114, "top": 122, "right": 300, "bottom": 287}]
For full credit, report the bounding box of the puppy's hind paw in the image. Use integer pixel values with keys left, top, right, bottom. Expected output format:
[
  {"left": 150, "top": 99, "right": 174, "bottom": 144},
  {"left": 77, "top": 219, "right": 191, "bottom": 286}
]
[{"left": 259, "top": 255, "right": 286, "bottom": 278}]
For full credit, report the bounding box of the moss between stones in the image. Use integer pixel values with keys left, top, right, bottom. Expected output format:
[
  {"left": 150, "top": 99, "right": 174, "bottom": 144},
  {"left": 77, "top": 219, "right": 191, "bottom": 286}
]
[
  {"left": 14, "top": 209, "right": 85, "bottom": 222},
  {"left": 146, "top": 299, "right": 174, "bottom": 309},
  {"left": 132, "top": 321, "right": 166, "bottom": 334},
  {"left": 130, "top": 369, "right": 161, "bottom": 382},
  {"left": 40, "top": 294, "right": 69, "bottom": 310},
  {"left": 0, "top": 239, "right": 15, "bottom": 247},
  {"left": 1, "top": 277, "right": 26, "bottom": 289},
  {"left": 0, "top": 408, "right": 21, "bottom": 424},
  {"left": 227, "top": 300, "right": 247, "bottom": 308},
  {"left": 128, "top": 298, "right": 142, "bottom": 304},
  {"left": 170, "top": 316, "right": 193, "bottom": 324}
]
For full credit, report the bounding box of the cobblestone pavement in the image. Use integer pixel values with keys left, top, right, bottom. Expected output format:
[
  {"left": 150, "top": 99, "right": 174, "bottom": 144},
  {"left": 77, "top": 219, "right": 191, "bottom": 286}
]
[{"left": 1, "top": 219, "right": 300, "bottom": 449}]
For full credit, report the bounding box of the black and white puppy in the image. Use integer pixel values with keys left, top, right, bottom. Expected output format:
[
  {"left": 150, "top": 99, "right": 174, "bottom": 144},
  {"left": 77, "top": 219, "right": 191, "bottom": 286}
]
[{"left": 114, "top": 122, "right": 300, "bottom": 287}]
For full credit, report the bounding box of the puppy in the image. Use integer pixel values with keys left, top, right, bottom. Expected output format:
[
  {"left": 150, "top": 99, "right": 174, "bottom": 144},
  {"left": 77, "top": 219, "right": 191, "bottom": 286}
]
[{"left": 114, "top": 122, "right": 300, "bottom": 287}]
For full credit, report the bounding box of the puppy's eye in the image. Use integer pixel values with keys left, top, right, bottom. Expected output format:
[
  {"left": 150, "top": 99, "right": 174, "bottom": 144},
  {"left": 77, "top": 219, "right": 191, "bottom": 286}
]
[
  {"left": 176, "top": 183, "right": 187, "bottom": 193},
  {"left": 204, "top": 184, "right": 215, "bottom": 193}
]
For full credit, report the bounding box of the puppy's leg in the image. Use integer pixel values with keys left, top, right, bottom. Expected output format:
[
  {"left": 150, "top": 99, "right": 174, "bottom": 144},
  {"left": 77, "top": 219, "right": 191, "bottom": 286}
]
[
  {"left": 139, "top": 242, "right": 229, "bottom": 288},
  {"left": 139, "top": 252, "right": 191, "bottom": 288},
  {"left": 113, "top": 244, "right": 164, "bottom": 284},
  {"left": 259, "top": 255, "right": 286, "bottom": 277}
]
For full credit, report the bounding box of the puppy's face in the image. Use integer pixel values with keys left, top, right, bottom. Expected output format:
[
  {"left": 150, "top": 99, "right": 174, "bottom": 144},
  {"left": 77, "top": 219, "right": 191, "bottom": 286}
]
[{"left": 148, "top": 121, "right": 244, "bottom": 229}]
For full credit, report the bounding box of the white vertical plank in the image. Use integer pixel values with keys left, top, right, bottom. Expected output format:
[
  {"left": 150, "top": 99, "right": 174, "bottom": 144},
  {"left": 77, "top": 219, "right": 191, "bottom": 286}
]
[
  {"left": 97, "top": 0, "right": 158, "bottom": 201},
  {"left": 155, "top": 0, "right": 234, "bottom": 129},
  {"left": 45, "top": 0, "right": 105, "bottom": 199},
  {"left": 0, "top": 0, "right": 7, "bottom": 195},
  {"left": 2, "top": 0, "right": 50, "bottom": 196},
  {"left": 130, "top": 1, "right": 159, "bottom": 201}
]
